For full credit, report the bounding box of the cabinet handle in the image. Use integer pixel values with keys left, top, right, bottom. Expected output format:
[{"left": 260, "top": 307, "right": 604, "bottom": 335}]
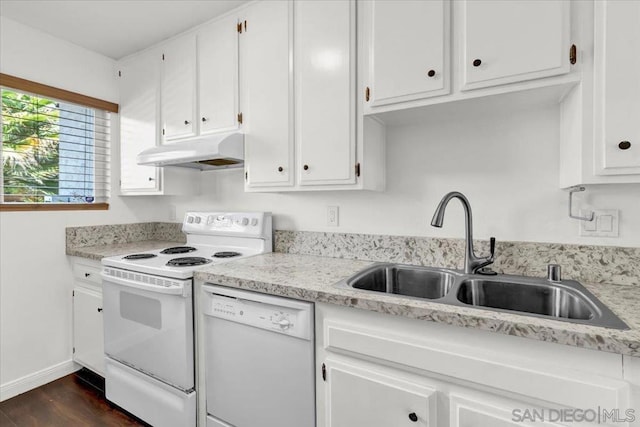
[
  {"left": 201, "top": 117, "right": 208, "bottom": 122},
  {"left": 278, "top": 166, "right": 284, "bottom": 172},
  {"left": 303, "top": 164, "right": 309, "bottom": 171},
  {"left": 427, "top": 69, "right": 436, "bottom": 77},
  {"left": 473, "top": 59, "right": 482, "bottom": 67},
  {"left": 84, "top": 273, "right": 91, "bottom": 278},
  {"left": 408, "top": 412, "right": 418, "bottom": 422},
  {"left": 148, "top": 177, "right": 155, "bottom": 181},
  {"left": 97, "top": 308, "right": 103, "bottom": 313},
  {"left": 619, "top": 141, "right": 631, "bottom": 150},
  {"left": 184, "top": 120, "right": 190, "bottom": 125}
]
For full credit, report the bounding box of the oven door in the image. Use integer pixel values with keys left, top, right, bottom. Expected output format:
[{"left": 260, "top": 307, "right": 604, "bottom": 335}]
[{"left": 101, "top": 267, "right": 194, "bottom": 391}]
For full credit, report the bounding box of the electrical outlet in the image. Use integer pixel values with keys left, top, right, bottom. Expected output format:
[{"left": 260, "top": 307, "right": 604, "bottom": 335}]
[
  {"left": 169, "top": 205, "right": 177, "bottom": 221},
  {"left": 327, "top": 206, "right": 339, "bottom": 227},
  {"left": 579, "top": 209, "right": 619, "bottom": 237}
]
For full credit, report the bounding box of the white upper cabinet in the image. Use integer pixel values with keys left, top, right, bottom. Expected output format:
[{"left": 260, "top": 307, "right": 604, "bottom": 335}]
[
  {"left": 461, "top": 0, "right": 570, "bottom": 90},
  {"left": 198, "top": 14, "right": 239, "bottom": 136},
  {"left": 241, "top": 0, "right": 295, "bottom": 188},
  {"left": 161, "top": 33, "right": 197, "bottom": 141},
  {"left": 119, "top": 49, "right": 162, "bottom": 193},
  {"left": 296, "top": 0, "right": 356, "bottom": 186},
  {"left": 363, "top": 0, "right": 449, "bottom": 109},
  {"left": 595, "top": 0, "right": 640, "bottom": 175}
]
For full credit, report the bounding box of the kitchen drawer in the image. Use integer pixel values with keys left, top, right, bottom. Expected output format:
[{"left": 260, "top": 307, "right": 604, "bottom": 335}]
[{"left": 73, "top": 260, "right": 102, "bottom": 286}]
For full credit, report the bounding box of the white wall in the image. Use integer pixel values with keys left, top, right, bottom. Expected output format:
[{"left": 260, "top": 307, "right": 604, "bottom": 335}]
[
  {"left": 0, "top": 17, "right": 169, "bottom": 395},
  {"left": 167, "top": 105, "right": 640, "bottom": 248}
]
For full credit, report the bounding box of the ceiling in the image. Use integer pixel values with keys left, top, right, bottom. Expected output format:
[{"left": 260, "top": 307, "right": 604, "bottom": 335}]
[{"left": 0, "top": 0, "right": 248, "bottom": 59}]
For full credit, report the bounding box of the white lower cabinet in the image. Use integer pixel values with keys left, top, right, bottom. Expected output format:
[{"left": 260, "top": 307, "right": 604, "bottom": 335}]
[
  {"left": 72, "top": 259, "right": 104, "bottom": 376},
  {"left": 316, "top": 302, "right": 634, "bottom": 427},
  {"left": 325, "top": 358, "right": 436, "bottom": 427}
]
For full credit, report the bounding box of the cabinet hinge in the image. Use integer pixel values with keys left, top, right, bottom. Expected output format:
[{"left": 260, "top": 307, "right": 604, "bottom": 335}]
[
  {"left": 72, "top": 290, "right": 75, "bottom": 297},
  {"left": 355, "top": 162, "right": 361, "bottom": 177},
  {"left": 73, "top": 347, "right": 75, "bottom": 354},
  {"left": 237, "top": 22, "right": 243, "bottom": 33},
  {"left": 244, "top": 20, "right": 247, "bottom": 32},
  {"left": 322, "top": 363, "right": 327, "bottom": 381},
  {"left": 118, "top": 70, "right": 122, "bottom": 77},
  {"left": 569, "top": 44, "right": 577, "bottom": 65},
  {"left": 237, "top": 112, "right": 243, "bottom": 124},
  {"left": 245, "top": 171, "right": 248, "bottom": 181},
  {"left": 365, "top": 86, "right": 370, "bottom": 102},
  {"left": 162, "top": 128, "right": 165, "bottom": 136},
  {"left": 162, "top": 53, "right": 165, "bottom": 61}
]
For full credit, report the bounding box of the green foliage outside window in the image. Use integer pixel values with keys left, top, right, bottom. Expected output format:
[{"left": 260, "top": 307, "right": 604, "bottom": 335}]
[{"left": 2, "top": 89, "right": 60, "bottom": 202}]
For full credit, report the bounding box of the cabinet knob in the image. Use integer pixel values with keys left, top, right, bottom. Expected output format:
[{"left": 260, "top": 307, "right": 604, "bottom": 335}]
[
  {"left": 427, "top": 69, "right": 436, "bottom": 77},
  {"left": 473, "top": 59, "right": 482, "bottom": 67},
  {"left": 148, "top": 177, "right": 155, "bottom": 181},
  {"left": 303, "top": 164, "right": 309, "bottom": 171},
  {"left": 97, "top": 308, "right": 103, "bottom": 313},
  {"left": 184, "top": 120, "right": 190, "bottom": 125},
  {"left": 201, "top": 117, "right": 208, "bottom": 122},
  {"left": 84, "top": 273, "right": 91, "bottom": 278},
  {"left": 408, "top": 412, "right": 418, "bottom": 422},
  {"left": 619, "top": 141, "right": 631, "bottom": 150},
  {"left": 278, "top": 166, "right": 284, "bottom": 172}
]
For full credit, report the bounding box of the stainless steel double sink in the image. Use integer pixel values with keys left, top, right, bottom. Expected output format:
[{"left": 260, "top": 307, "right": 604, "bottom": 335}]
[{"left": 335, "top": 263, "right": 628, "bottom": 330}]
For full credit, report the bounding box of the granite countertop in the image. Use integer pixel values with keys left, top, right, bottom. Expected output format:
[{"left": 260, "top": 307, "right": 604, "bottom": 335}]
[
  {"left": 193, "top": 252, "right": 640, "bottom": 357},
  {"left": 66, "top": 240, "right": 185, "bottom": 261}
]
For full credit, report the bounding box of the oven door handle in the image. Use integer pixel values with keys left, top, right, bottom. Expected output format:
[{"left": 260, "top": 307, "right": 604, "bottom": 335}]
[{"left": 101, "top": 273, "right": 186, "bottom": 296}]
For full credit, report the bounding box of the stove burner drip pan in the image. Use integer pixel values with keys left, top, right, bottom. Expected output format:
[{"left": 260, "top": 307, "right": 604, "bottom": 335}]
[
  {"left": 161, "top": 246, "right": 197, "bottom": 255},
  {"left": 167, "top": 257, "right": 212, "bottom": 267},
  {"left": 213, "top": 251, "right": 242, "bottom": 258},
  {"left": 123, "top": 253, "right": 157, "bottom": 260}
]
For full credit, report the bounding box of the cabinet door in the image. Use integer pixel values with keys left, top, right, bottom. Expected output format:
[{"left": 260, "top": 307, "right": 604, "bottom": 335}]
[
  {"left": 198, "top": 15, "right": 239, "bottom": 136},
  {"left": 450, "top": 392, "right": 567, "bottom": 427},
  {"left": 241, "top": 0, "right": 294, "bottom": 187},
  {"left": 461, "top": 0, "right": 569, "bottom": 90},
  {"left": 596, "top": 0, "right": 640, "bottom": 175},
  {"left": 325, "top": 359, "right": 436, "bottom": 427},
  {"left": 119, "top": 50, "right": 162, "bottom": 193},
  {"left": 365, "top": 0, "right": 449, "bottom": 108},
  {"left": 296, "top": 0, "right": 356, "bottom": 186},
  {"left": 73, "top": 287, "right": 104, "bottom": 376},
  {"left": 161, "top": 33, "right": 197, "bottom": 141}
]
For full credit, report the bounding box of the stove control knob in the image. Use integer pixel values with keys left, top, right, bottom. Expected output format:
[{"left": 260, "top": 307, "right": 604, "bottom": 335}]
[
  {"left": 195, "top": 217, "right": 202, "bottom": 224},
  {"left": 240, "top": 217, "right": 249, "bottom": 226},
  {"left": 187, "top": 216, "right": 194, "bottom": 223},
  {"left": 207, "top": 215, "right": 214, "bottom": 225},
  {"left": 250, "top": 218, "right": 258, "bottom": 226}
]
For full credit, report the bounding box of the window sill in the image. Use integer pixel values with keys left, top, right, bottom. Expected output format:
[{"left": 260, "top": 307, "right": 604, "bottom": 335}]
[{"left": 0, "top": 203, "right": 109, "bottom": 212}]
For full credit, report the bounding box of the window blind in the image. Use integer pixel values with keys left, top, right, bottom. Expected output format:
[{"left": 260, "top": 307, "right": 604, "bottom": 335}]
[{"left": 1, "top": 87, "right": 111, "bottom": 204}]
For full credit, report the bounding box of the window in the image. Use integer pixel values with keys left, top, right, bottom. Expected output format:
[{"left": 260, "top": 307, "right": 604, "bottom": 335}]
[{"left": 0, "top": 74, "right": 118, "bottom": 211}]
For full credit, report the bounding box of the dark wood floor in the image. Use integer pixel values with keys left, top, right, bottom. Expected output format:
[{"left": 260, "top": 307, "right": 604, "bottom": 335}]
[{"left": 0, "top": 373, "right": 147, "bottom": 427}]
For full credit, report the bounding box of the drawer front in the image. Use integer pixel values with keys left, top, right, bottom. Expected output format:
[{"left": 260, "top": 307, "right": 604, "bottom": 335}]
[{"left": 73, "top": 261, "right": 102, "bottom": 286}]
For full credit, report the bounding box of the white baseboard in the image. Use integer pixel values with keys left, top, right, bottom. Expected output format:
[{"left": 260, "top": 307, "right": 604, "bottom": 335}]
[{"left": 0, "top": 359, "right": 80, "bottom": 402}]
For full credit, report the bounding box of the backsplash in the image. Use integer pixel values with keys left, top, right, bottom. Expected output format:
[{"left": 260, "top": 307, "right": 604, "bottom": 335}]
[
  {"left": 275, "top": 231, "right": 640, "bottom": 287},
  {"left": 66, "top": 222, "right": 186, "bottom": 248}
]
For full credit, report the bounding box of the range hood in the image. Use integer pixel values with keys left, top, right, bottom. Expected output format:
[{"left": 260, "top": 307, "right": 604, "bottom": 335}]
[{"left": 137, "top": 132, "right": 244, "bottom": 170}]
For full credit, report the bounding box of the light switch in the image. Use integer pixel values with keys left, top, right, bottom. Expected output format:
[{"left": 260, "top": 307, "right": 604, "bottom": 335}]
[
  {"left": 599, "top": 215, "right": 614, "bottom": 232},
  {"left": 579, "top": 209, "right": 619, "bottom": 237}
]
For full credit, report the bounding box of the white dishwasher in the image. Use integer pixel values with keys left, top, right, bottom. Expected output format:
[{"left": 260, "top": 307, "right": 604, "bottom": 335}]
[{"left": 201, "top": 284, "right": 315, "bottom": 427}]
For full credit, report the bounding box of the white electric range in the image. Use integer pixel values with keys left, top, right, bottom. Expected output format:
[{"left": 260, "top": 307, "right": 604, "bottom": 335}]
[{"left": 100, "top": 212, "right": 272, "bottom": 427}]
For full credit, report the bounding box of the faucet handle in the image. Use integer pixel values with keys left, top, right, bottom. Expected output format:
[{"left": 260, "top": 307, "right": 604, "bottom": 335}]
[{"left": 489, "top": 237, "right": 496, "bottom": 260}]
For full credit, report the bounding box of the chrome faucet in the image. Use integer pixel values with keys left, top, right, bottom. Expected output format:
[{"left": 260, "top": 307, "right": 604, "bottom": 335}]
[{"left": 430, "top": 191, "right": 496, "bottom": 274}]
